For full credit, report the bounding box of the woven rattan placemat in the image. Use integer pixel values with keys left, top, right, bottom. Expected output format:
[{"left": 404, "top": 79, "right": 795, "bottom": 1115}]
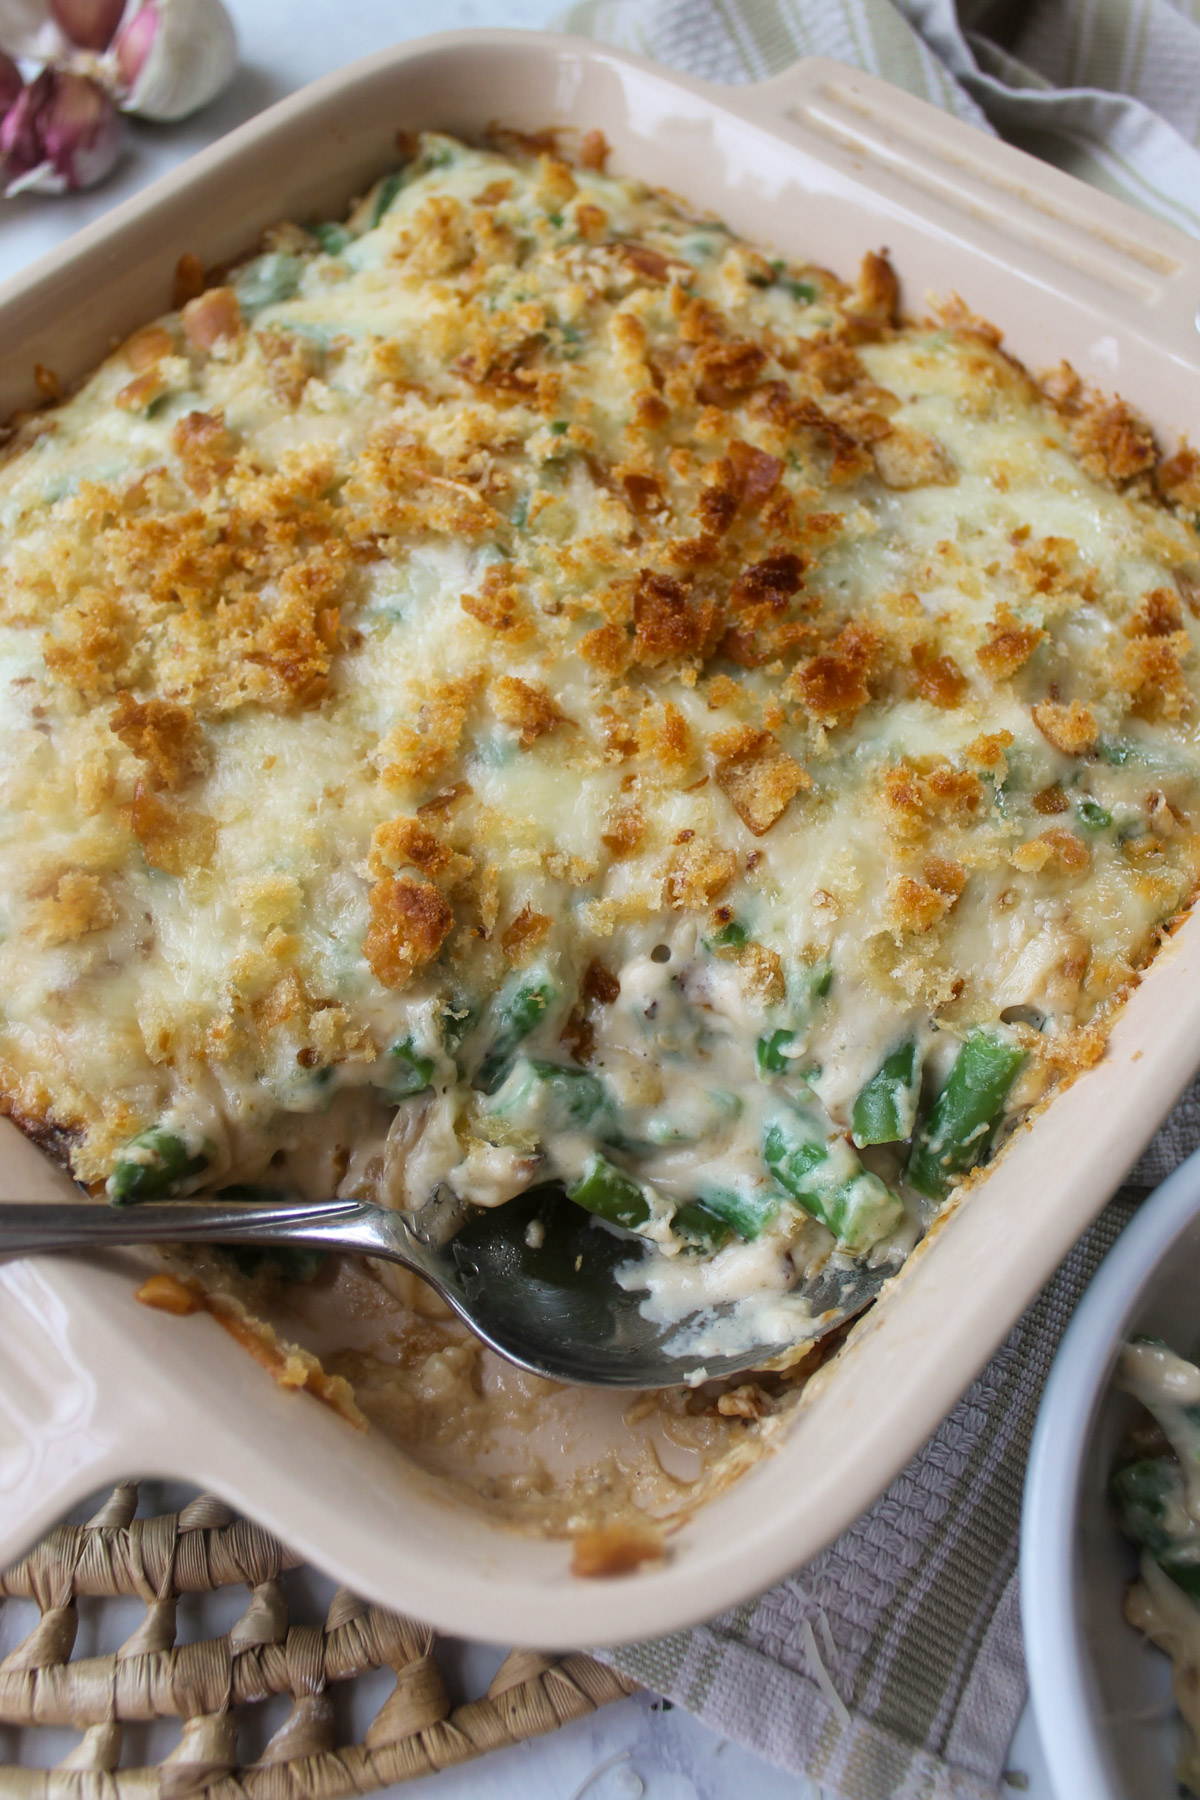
[{"left": 0, "top": 1482, "right": 636, "bottom": 1796}]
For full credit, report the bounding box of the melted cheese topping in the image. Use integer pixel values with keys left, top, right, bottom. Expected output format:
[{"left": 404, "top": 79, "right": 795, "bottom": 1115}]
[{"left": 3, "top": 132, "right": 1200, "bottom": 1347}]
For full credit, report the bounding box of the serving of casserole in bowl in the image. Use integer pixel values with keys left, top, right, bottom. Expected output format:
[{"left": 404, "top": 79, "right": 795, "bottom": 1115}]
[{"left": 4, "top": 29, "right": 1200, "bottom": 1648}]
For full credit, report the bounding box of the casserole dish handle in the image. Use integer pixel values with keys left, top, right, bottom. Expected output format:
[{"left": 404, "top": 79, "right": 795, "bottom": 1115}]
[
  {"left": 740, "top": 57, "right": 1200, "bottom": 352},
  {"left": 0, "top": 1125, "right": 166, "bottom": 1564}
]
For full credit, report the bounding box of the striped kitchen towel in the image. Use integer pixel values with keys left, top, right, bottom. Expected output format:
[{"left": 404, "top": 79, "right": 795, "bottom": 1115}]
[{"left": 562, "top": 0, "right": 1200, "bottom": 1793}]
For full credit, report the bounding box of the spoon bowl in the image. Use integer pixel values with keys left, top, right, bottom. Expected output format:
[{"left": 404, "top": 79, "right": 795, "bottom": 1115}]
[{"left": 0, "top": 1187, "right": 889, "bottom": 1388}]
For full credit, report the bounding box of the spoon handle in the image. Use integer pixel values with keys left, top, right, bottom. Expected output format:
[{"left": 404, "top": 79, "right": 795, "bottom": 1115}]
[{"left": 0, "top": 1196, "right": 368, "bottom": 1256}]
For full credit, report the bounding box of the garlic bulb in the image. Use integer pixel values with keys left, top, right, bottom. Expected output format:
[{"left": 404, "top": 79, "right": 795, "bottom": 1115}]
[
  {"left": 0, "top": 64, "right": 119, "bottom": 193},
  {"left": 113, "top": 0, "right": 236, "bottom": 122},
  {"left": 48, "top": 0, "right": 125, "bottom": 51}
]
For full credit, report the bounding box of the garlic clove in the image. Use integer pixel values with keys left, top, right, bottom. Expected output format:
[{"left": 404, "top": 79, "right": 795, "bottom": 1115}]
[
  {"left": 48, "top": 0, "right": 127, "bottom": 51},
  {"left": 0, "top": 48, "right": 22, "bottom": 116},
  {"left": 112, "top": 0, "right": 236, "bottom": 123},
  {"left": 1, "top": 65, "right": 120, "bottom": 193},
  {"left": 0, "top": 0, "right": 61, "bottom": 60}
]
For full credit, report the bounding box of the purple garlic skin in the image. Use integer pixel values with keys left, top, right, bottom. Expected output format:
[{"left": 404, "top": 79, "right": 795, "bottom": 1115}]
[
  {"left": 48, "top": 0, "right": 127, "bottom": 53},
  {"left": 0, "top": 66, "right": 121, "bottom": 194},
  {"left": 0, "top": 51, "right": 23, "bottom": 118},
  {"left": 113, "top": 0, "right": 237, "bottom": 122}
]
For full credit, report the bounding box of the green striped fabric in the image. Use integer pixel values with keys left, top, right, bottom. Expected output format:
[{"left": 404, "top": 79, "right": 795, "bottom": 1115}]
[
  {"left": 557, "top": 2, "right": 1200, "bottom": 1791},
  {"left": 566, "top": 0, "right": 1200, "bottom": 236}
]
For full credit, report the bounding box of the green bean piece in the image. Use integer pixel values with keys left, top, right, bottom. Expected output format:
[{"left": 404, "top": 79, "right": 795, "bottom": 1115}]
[
  {"left": 852, "top": 1039, "right": 923, "bottom": 1147},
  {"left": 567, "top": 1155, "right": 651, "bottom": 1230},
  {"left": 311, "top": 222, "right": 350, "bottom": 255},
  {"left": 488, "top": 1057, "right": 609, "bottom": 1135},
  {"left": 1110, "top": 1458, "right": 1200, "bottom": 1601},
  {"left": 707, "top": 918, "right": 748, "bottom": 950},
  {"left": 808, "top": 960, "right": 834, "bottom": 999},
  {"left": 529, "top": 1060, "right": 607, "bottom": 1128},
  {"left": 474, "top": 976, "right": 558, "bottom": 1094},
  {"left": 108, "top": 1128, "right": 208, "bottom": 1205},
  {"left": 1097, "top": 739, "right": 1135, "bottom": 766},
  {"left": 639, "top": 1089, "right": 741, "bottom": 1147},
  {"left": 694, "top": 1182, "right": 784, "bottom": 1240},
  {"left": 762, "top": 1116, "right": 903, "bottom": 1254},
  {"left": 440, "top": 999, "right": 477, "bottom": 1060},
  {"left": 905, "top": 1029, "right": 1027, "bottom": 1201},
  {"left": 387, "top": 1037, "right": 435, "bottom": 1100},
  {"left": 234, "top": 252, "right": 303, "bottom": 313},
  {"left": 369, "top": 170, "right": 405, "bottom": 227},
  {"left": 227, "top": 1244, "right": 327, "bottom": 1284},
  {"left": 757, "top": 1029, "right": 797, "bottom": 1077},
  {"left": 672, "top": 1201, "right": 732, "bottom": 1250},
  {"left": 1076, "top": 799, "right": 1112, "bottom": 830}
]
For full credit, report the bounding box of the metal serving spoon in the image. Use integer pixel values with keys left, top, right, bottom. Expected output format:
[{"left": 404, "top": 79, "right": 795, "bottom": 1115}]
[{"left": 0, "top": 1185, "right": 889, "bottom": 1388}]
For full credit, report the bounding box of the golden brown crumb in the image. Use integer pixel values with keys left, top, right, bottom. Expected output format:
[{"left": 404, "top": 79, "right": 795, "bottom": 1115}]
[
  {"left": 1033, "top": 784, "right": 1070, "bottom": 815},
  {"left": 124, "top": 326, "right": 174, "bottom": 371},
  {"left": 600, "top": 806, "right": 645, "bottom": 859},
  {"left": 853, "top": 250, "right": 898, "bottom": 327},
  {"left": 872, "top": 426, "right": 956, "bottom": 490},
  {"left": 256, "top": 326, "right": 324, "bottom": 406},
  {"left": 462, "top": 566, "right": 524, "bottom": 634},
  {"left": 127, "top": 781, "right": 216, "bottom": 878},
  {"left": 369, "top": 815, "right": 454, "bottom": 879},
  {"left": 34, "top": 872, "right": 116, "bottom": 947},
  {"left": 110, "top": 692, "right": 207, "bottom": 790},
  {"left": 908, "top": 644, "right": 968, "bottom": 710},
  {"left": 1073, "top": 397, "right": 1156, "bottom": 484},
  {"left": 738, "top": 941, "right": 786, "bottom": 1005},
  {"left": 964, "top": 730, "right": 1014, "bottom": 777},
  {"left": 115, "top": 370, "right": 166, "bottom": 412},
  {"left": 1010, "top": 828, "right": 1090, "bottom": 874},
  {"left": 791, "top": 621, "right": 878, "bottom": 724},
  {"left": 364, "top": 875, "right": 453, "bottom": 988},
  {"left": 579, "top": 621, "right": 632, "bottom": 678},
  {"left": 1117, "top": 631, "right": 1191, "bottom": 721},
  {"left": 977, "top": 606, "right": 1043, "bottom": 678},
  {"left": 712, "top": 727, "right": 810, "bottom": 835},
  {"left": 578, "top": 128, "right": 609, "bottom": 172},
  {"left": 501, "top": 904, "right": 552, "bottom": 962},
  {"left": 570, "top": 1523, "right": 665, "bottom": 1578},
  {"left": 664, "top": 837, "right": 737, "bottom": 908},
  {"left": 181, "top": 286, "right": 242, "bottom": 351},
  {"left": 632, "top": 570, "right": 712, "bottom": 666},
  {"left": 34, "top": 364, "right": 62, "bottom": 402},
  {"left": 136, "top": 1272, "right": 204, "bottom": 1316},
  {"left": 490, "top": 674, "right": 565, "bottom": 745},
  {"left": 171, "top": 252, "right": 206, "bottom": 309},
  {"left": 887, "top": 873, "right": 952, "bottom": 933},
  {"left": 923, "top": 855, "right": 966, "bottom": 901},
  {"left": 1032, "top": 699, "right": 1097, "bottom": 755}
]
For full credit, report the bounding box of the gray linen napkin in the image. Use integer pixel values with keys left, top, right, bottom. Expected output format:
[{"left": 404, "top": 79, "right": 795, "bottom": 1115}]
[{"left": 559, "top": 0, "right": 1200, "bottom": 1790}]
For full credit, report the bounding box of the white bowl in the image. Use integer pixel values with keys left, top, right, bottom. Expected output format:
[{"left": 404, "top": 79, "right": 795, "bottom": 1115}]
[{"left": 1022, "top": 1149, "right": 1200, "bottom": 1799}]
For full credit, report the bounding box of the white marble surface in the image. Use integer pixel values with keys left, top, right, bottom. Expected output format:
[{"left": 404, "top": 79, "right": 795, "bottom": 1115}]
[{"left": 0, "top": 4, "right": 1057, "bottom": 1794}]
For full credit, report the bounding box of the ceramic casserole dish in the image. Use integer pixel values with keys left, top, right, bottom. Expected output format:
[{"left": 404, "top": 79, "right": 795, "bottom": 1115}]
[{"left": 3, "top": 28, "right": 1200, "bottom": 1648}]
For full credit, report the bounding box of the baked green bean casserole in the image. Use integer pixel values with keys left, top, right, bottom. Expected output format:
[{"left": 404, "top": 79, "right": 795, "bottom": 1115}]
[{"left": 5, "top": 126, "right": 1200, "bottom": 1398}]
